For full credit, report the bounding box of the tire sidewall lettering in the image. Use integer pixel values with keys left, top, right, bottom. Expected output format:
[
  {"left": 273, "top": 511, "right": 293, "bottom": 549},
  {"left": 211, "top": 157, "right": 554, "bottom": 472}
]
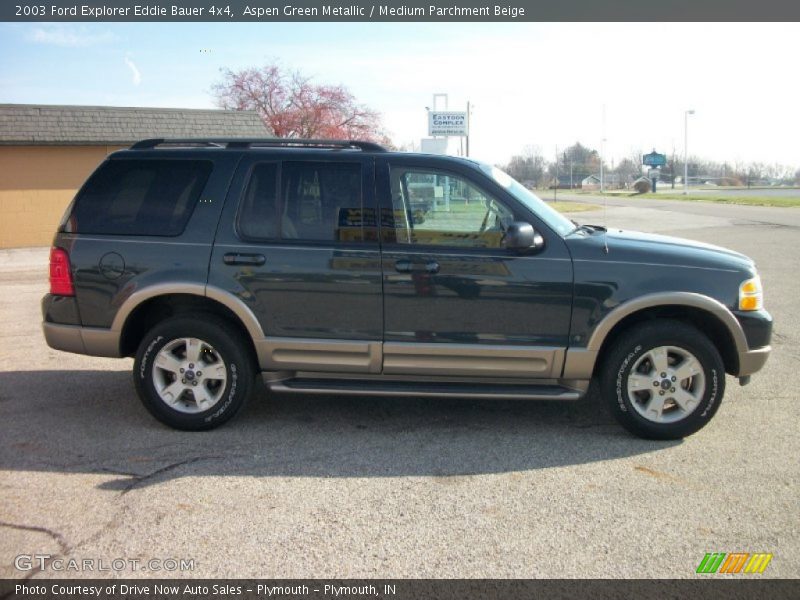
[
  {"left": 615, "top": 344, "right": 642, "bottom": 413},
  {"left": 205, "top": 362, "right": 237, "bottom": 423},
  {"left": 700, "top": 367, "right": 719, "bottom": 419},
  {"left": 140, "top": 335, "right": 163, "bottom": 380}
]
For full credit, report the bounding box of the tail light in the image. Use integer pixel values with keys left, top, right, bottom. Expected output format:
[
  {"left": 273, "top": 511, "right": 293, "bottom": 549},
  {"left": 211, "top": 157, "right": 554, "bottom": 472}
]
[{"left": 49, "top": 247, "right": 75, "bottom": 296}]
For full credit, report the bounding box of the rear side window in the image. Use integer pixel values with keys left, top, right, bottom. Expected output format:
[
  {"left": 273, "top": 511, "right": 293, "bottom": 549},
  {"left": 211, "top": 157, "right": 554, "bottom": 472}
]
[
  {"left": 66, "top": 159, "right": 212, "bottom": 236},
  {"left": 237, "top": 161, "right": 366, "bottom": 243}
]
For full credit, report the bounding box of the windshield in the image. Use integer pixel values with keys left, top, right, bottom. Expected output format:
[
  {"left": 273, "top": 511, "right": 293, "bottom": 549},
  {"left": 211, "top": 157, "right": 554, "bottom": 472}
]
[{"left": 479, "top": 163, "right": 575, "bottom": 236}]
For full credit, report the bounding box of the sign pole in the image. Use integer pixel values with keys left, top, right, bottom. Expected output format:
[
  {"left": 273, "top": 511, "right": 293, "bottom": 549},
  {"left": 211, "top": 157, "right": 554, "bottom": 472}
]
[
  {"left": 465, "top": 101, "right": 470, "bottom": 158},
  {"left": 643, "top": 150, "right": 667, "bottom": 193}
]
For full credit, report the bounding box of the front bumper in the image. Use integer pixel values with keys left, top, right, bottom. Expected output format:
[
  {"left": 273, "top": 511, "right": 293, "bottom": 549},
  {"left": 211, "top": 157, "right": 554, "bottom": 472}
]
[
  {"left": 734, "top": 309, "right": 772, "bottom": 376},
  {"left": 738, "top": 345, "right": 772, "bottom": 377}
]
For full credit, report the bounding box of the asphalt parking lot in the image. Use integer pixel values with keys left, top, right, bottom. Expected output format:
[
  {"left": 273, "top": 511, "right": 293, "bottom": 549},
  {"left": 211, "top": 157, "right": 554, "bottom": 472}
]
[{"left": 1, "top": 197, "right": 798, "bottom": 579}]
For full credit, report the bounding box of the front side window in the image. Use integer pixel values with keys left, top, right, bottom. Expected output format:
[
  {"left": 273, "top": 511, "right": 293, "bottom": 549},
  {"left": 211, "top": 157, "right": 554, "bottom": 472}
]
[
  {"left": 67, "top": 159, "right": 212, "bottom": 236},
  {"left": 479, "top": 163, "right": 575, "bottom": 236},
  {"left": 238, "top": 161, "right": 367, "bottom": 243},
  {"left": 386, "top": 167, "right": 514, "bottom": 249}
]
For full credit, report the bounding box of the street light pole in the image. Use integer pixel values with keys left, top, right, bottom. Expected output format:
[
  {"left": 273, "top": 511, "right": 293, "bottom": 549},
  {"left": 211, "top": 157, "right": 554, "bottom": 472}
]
[
  {"left": 600, "top": 104, "right": 606, "bottom": 193},
  {"left": 600, "top": 137, "right": 607, "bottom": 193},
  {"left": 684, "top": 109, "right": 695, "bottom": 195}
]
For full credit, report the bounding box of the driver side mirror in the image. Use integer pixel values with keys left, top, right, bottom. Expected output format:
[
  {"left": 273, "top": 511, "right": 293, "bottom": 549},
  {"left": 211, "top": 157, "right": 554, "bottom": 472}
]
[{"left": 505, "top": 221, "right": 544, "bottom": 252}]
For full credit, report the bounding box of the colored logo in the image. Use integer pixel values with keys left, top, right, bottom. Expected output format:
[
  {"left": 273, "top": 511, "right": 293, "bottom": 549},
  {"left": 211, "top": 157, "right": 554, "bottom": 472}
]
[{"left": 696, "top": 552, "right": 773, "bottom": 574}]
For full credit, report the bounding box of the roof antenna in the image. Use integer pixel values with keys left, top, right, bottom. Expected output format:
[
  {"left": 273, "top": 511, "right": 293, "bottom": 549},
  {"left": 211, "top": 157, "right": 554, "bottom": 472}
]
[{"left": 601, "top": 104, "right": 609, "bottom": 254}]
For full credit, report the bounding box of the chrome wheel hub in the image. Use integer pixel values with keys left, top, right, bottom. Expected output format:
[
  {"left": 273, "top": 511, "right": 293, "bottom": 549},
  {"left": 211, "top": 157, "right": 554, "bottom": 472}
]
[
  {"left": 626, "top": 345, "right": 706, "bottom": 424},
  {"left": 152, "top": 337, "right": 227, "bottom": 414}
]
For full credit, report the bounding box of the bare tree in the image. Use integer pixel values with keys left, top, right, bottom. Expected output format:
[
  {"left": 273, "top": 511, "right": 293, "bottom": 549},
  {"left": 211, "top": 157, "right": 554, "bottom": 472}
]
[
  {"left": 614, "top": 158, "right": 640, "bottom": 188},
  {"left": 504, "top": 145, "right": 547, "bottom": 188}
]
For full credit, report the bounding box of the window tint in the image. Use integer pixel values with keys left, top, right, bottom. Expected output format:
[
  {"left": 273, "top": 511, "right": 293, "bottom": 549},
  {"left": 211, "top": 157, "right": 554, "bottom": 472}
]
[
  {"left": 386, "top": 167, "right": 514, "bottom": 249},
  {"left": 238, "top": 161, "right": 366, "bottom": 243},
  {"left": 68, "top": 159, "right": 211, "bottom": 236},
  {"left": 237, "top": 163, "right": 279, "bottom": 240},
  {"left": 282, "top": 162, "right": 363, "bottom": 242}
]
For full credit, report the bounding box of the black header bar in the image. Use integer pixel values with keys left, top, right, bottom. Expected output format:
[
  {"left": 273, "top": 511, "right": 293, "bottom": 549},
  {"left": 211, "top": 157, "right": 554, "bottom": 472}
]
[{"left": 3, "top": 0, "right": 800, "bottom": 22}]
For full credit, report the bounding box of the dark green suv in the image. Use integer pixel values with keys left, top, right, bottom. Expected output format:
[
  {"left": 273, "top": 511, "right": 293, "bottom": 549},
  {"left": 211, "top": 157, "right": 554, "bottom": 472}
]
[{"left": 42, "top": 138, "right": 772, "bottom": 439}]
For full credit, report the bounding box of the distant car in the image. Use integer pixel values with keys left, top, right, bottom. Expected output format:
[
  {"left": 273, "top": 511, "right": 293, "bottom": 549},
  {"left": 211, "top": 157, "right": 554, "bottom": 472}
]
[{"left": 43, "top": 138, "right": 772, "bottom": 439}]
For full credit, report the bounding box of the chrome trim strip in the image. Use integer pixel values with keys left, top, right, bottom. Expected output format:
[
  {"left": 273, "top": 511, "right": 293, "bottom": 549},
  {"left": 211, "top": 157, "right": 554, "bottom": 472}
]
[
  {"left": 267, "top": 380, "right": 583, "bottom": 401},
  {"left": 64, "top": 237, "right": 209, "bottom": 246},
  {"left": 288, "top": 371, "right": 592, "bottom": 394},
  {"left": 214, "top": 243, "right": 378, "bottom": 253},
  {"left": 383, "top": 342, "right": 563, "bottom": 378},
  {"left": 574, "top": 259, "right": 738, "bottom": 273}
]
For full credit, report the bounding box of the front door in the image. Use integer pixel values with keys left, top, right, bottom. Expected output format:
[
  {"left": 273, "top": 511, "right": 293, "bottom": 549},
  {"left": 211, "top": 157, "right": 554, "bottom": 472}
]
[
  {"left": 377, "top": 157, "right": 573, "bottom": 379},
  {"left": 209, "top": 154, "right": 382, "bottom": 374}
]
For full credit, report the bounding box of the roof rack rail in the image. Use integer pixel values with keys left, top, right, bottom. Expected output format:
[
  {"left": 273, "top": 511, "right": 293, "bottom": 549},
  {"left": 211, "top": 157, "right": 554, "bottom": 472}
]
[{"left": 130, "top": 138, "right": 387, "bottom": 152}]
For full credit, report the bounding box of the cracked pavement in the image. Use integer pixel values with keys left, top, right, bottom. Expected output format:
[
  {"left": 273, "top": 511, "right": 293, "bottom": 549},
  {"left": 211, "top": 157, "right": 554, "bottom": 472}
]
[{"left": 0, "top": 198, "right": 798, "bottom": 578}]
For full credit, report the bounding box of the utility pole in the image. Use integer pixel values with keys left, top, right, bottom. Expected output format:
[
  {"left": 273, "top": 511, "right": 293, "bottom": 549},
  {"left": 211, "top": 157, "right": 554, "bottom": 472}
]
[
  {"left": 600, "top": 104, "right": 606, "bottom": 193},
  {"left": 684, "top": 109, "right": 695, "bottom": 195},
  {"left": 570, "top": 158, "right": 573, "bottom": 190}
]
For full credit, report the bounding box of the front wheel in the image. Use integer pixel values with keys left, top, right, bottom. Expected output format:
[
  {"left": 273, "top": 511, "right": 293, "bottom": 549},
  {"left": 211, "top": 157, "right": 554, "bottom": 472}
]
[
  {"left": 133, "top": 315, "right": 255, "bottom": 430},
  {"left": 600, "top": 319, "right": 726, "bottom": 440}
]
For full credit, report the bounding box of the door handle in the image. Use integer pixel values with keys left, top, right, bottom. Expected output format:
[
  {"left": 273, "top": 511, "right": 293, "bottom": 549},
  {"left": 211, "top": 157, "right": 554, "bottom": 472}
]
[
  {"left": 394, "top": 259, "right": 412, "bottom": 273},
  {"left": 394, "top": 259, "right": 439, "bottom": 274},
  {"left": 223, "top": 252, "right": 266, "bottom": 266},
  {"left": 425, "top": 261, "right": 440, "bottom": 274}
]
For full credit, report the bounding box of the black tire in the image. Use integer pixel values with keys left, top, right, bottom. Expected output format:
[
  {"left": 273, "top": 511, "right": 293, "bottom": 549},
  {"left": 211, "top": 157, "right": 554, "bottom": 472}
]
[
  {"left": 133, "top": 314, "right": 255, "bottom": 431},
  {"left": 599, "top": 319, "right": 726, "bottom": 440}
]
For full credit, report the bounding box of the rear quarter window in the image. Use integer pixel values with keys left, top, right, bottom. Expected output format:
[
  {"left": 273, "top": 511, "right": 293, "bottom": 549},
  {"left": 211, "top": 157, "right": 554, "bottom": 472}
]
[{"left": 66, "top": 159, "right": 212, "bottom": 236}]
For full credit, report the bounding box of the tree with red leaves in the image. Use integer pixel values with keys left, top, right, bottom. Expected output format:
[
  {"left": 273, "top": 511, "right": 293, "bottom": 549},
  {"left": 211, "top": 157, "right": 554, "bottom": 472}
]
[{"left": 212, "top": 63, "right": 391, "bottom": 144}]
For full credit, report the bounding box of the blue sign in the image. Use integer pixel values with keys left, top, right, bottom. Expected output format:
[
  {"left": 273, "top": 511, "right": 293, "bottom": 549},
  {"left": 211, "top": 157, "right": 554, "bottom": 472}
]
[{"left": 643, "top": 151, "right": 667, "bottom": 167}]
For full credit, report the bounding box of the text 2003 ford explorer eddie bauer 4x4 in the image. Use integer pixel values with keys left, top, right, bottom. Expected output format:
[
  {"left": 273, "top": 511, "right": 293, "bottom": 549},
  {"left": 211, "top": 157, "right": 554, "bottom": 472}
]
[{"left": 42, "top": 138, "right": 772, "bottom": 439}]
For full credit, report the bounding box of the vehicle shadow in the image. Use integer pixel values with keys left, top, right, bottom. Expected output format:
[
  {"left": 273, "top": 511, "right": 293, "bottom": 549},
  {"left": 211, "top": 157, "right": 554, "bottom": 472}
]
[{"left": 0, "top": 369, "right": 679, "bottom": 491}]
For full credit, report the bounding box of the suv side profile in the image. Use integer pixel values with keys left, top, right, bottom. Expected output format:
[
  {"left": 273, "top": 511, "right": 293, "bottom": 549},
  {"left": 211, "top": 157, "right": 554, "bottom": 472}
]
[{"left": 43, "top": 138, "right": 772, "bottom": 439}]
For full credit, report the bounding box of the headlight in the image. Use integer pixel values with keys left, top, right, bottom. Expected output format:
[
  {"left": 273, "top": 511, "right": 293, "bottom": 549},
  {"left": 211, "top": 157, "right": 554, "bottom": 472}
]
[{"left": 739, "top": 275, "right": 763, "bottom": 311}]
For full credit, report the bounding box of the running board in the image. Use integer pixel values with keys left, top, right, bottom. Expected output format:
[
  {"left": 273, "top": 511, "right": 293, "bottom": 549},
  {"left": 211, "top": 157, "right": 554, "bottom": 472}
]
[{"left": 266, "top": 378, "right": 583, "bottom": 401}]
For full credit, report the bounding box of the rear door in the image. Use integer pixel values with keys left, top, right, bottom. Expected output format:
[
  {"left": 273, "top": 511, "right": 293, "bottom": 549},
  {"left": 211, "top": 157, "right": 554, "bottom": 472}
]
[
  {"left": 208, "top": 153, "right": 383, "bottom": 374},
  {"left": 63, "top": 151, "right": 237, "bottom": 329}
]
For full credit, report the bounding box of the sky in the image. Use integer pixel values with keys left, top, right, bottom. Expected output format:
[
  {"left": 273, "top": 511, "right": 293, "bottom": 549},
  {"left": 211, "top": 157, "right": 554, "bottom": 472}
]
[{"left": 1, "top": 22, "right": 798, "bottom": 168}]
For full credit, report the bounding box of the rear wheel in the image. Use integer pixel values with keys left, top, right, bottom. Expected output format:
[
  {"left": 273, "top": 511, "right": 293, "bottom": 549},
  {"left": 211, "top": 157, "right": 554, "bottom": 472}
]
[
  {"left": 133, "top": 315, "right": 255, "bottom": 430},
  {"left": 600, "top": 319, "right": 725, "bottom": 440}
]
